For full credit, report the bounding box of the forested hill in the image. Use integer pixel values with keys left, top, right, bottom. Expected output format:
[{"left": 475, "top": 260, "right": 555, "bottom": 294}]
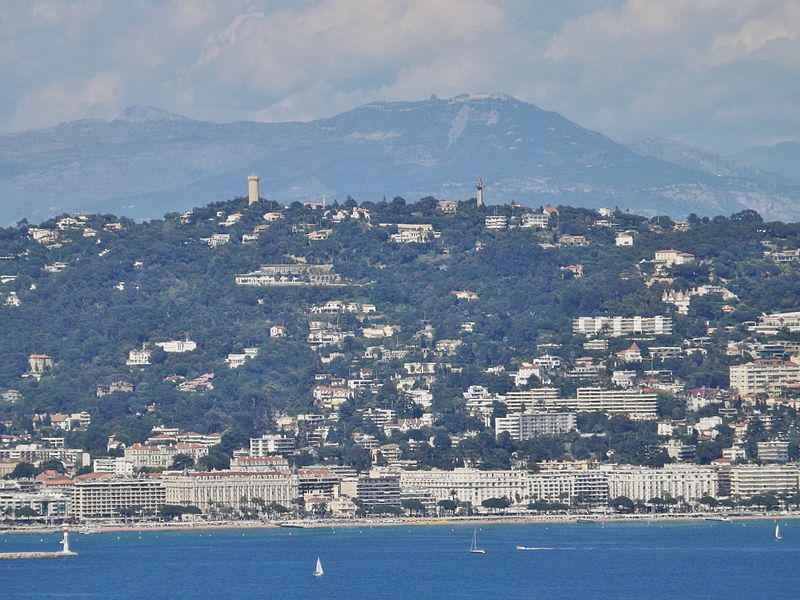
[{"left": 1, "top": 197, "right": 800, "bottom": 456}]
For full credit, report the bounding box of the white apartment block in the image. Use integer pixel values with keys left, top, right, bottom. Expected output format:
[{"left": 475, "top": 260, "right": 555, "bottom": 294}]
[
  {"left": 729, "top": 360, "right": 800, "bottom": 396},
  {"left": 757, "top": 441, "right": 790, "bottom": 463},
  {"left": 400, "top": 468, "right": 529, "bottom": 506},
  {"left": 573, "top": 316, "right": 674, "bottom": 337},
  {"left": 162, "top": 471, "right": 299, "bottom": 513},
  {"left": 730, "top": 465, "right": 799, "bottom": 497},
  {"left": 568, "top": 388, "right": 659, "bottom": 420},
  {"left": 249, "top": 434, "right": 296, "bottom": 455},
  {"left": 495, "top": 412, "right": 576, "bottom": 441},
  {"left": 527, "top": 470, "right": 609, "bottom": 504},
  {"left": 71, "top": 478, "right": 166, "bottom": 520},
  {"left": 503, "top": 388, "right": 561, "bottom": 412},
  {"left": 93, "top": 457, "right": 134, "bottom": 476},
  {"left": 605, "top": 465, "right": 718, "bottom": 502}
]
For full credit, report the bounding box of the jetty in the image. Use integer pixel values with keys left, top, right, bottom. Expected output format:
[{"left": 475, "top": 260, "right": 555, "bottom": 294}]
[{"left": 0, "top": 528, "right": 77, "bottom": 560}]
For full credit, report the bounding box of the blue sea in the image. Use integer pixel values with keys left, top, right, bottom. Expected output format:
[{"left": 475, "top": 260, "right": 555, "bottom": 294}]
[{"left": 1, "top": 520, "right": 798, "bottom": 599}]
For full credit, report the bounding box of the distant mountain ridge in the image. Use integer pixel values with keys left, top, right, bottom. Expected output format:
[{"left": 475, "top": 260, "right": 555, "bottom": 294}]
[
  {"left": 0, "top": 94, "right": 798, "bottom": 225},
  {"left": 735, "top": 141, "right": 800, "bottom": 183},
  {"left": 115, "top": 105, "right": 195, "bottom": 123}
]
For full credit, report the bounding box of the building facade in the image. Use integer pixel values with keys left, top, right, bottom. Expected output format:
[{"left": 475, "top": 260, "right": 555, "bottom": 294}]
[
  {"left": 605, "top": 465, "right": 718, "bottom": 502},
  {"left": 71, "top": 478, "right": 166, "bottom": 520},
  {"left": 494, "top": 412, "right": 576, "bottom": 441},
  {"left": 162, "top": 471, "right": 299, "bottom": 513}
]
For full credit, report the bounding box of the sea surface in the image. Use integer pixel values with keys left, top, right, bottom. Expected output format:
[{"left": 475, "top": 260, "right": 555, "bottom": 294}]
[{"left": 1, "top": 520, "right": 798, "bottom": 599}]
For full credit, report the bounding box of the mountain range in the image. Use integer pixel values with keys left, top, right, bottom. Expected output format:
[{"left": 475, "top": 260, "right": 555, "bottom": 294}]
[{"left": 0, "top": 94, "right": 798, "bottom": 225}]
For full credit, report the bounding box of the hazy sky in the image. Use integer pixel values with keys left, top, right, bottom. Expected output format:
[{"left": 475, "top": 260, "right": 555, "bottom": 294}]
[{"left": 2, "top": 0, "right": 798, "bottom": 151}]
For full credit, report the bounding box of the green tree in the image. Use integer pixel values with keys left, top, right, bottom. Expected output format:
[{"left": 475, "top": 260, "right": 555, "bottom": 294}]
[{"left": 170, "top": 453, "right": 195, "bottom": 470}]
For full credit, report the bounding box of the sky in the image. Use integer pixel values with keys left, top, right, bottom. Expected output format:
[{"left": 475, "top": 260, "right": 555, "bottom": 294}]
[{"left": 1, "top": 0, "right": 798, "bottom": 152}]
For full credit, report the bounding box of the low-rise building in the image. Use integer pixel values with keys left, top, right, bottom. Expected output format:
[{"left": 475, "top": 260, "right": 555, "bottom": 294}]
[
  {"left": 155, "top": 340, "right": 197, "bottom": 353},
  {"left": 126, "top": 348, "right": 152, "bottom": 366},
  {"left": 654, "top": 249, "right": 696, "bottom": 267},
  {"left": 485, "top": 215, "right": 508, "bottom": 230}
]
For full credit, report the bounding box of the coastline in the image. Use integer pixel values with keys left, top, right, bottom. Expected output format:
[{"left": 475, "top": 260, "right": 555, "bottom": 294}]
[{"left": 2, "top": 512, "right": 797, "bottom": 536}]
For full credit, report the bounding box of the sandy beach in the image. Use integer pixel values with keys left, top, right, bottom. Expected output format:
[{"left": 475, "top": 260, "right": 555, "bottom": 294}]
[{"left": 3, "top": 511, "right": 798, "bottom": 536}]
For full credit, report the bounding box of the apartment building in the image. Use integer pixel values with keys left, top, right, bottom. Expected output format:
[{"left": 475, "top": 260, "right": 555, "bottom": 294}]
[
  {"left": 729, "top": 359, "right": 800, "bottom": 396},
  {"left": 71, "top": 477, "right": 166, "bottom": 520},
  {"left": 400, "top": 468, "right": 528, "bottom": 506},
  {"left": 494, "top": 412, "right": 576, "bottom": 441},
  {"left": 569, "top": 388, "right": 659, "bottom": 420},
  {"left": 573, "top": 316, "right": 674, "bottom": 337},
  {"left": 502, "top": 388, "right": 561, "bottom": 412},
  {"left": 730, "top": 465, "right": 799, "bottom": 497},
  {"left": 605, "top": 465, "right": 718, "bottom": 502}
]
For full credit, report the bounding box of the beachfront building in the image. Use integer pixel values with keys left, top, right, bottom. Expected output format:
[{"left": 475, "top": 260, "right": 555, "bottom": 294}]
[
  {"left": 523, "top": 469, "right": 608, "bottom": 505},
  {"left": 604, "top": 465, "right": 718, "bottom": 503},
  {"left": 400, "top": 468, "right": 528, "bottom": 507},
  {"left": 354, "top": 475, "right": 401, "bottom": 511},
  {"left": 729, "top": 465, "right": 799, "bottom": 498},
  {"left": 71, "top": 477, "right": 166, "bottom": 521},
  {"left": 0, "top": 482, "right": 69, "bottom": 521},
  {"left": 162, "top": 471, "right": 298, "bottom": 514}
]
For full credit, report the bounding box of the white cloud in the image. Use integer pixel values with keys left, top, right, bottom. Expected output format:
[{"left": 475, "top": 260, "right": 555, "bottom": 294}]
[
  {"left": 0, "top": 0, "right": 798, "bottom": 150},
  {"left": 13, "top": 72, "right": 121, "bottom": 129}
]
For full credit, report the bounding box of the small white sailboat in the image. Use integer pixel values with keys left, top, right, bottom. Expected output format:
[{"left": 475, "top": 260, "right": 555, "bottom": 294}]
[
  {"left": 775, "top": 524, "right": 782, "bottom": 541},
  {"left": 469, "top": 528, "right": 485, "bottom": 554},
  {"left": 313, "top": 557, "right": 324, "bottom": 577}
]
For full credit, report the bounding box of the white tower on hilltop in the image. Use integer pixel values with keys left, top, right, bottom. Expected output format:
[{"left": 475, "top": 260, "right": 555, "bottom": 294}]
[
  {"left": 248, "top": 175, "right": 260, "bottom": 206},
  {"left": 476, "top": 178, "right": 484, "bottom": 208}
]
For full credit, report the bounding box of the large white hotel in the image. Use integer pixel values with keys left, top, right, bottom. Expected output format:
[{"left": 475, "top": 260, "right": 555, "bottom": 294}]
[{"left": 162, "top": 471, "right": 298, "bottom": 513}]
